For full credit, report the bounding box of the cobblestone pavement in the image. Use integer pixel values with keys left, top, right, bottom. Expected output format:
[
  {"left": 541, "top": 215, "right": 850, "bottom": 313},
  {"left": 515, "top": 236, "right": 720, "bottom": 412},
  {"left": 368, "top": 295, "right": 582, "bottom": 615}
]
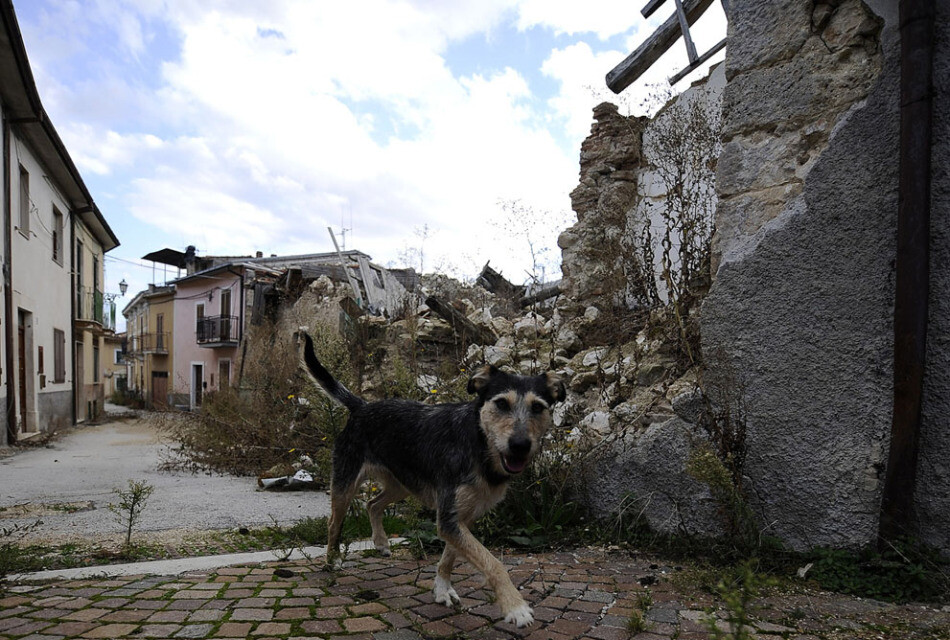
[{"left": 1, "top": 548, "right": 948, "bottom": 639}]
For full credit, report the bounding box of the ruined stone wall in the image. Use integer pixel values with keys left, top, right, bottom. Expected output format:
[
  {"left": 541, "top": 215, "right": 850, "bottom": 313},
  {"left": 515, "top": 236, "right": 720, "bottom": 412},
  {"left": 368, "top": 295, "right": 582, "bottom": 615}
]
[{"left": 703, "top": 0, "right": 950, "bottom": 551}]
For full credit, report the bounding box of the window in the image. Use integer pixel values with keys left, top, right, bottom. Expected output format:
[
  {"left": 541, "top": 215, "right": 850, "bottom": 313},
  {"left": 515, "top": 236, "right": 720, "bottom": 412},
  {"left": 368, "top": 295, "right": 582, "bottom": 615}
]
[
  {"left": 53, "top": 329, "right": 66, "bottom": 383},
  {"left": 114, "top": 348, "right": 123, "bottom": 364},
  {"left": 18, "top": 165, "right": 29, "bottom": 236},
  {"left": 156, "top": 313, "right": 165, "bottom": 350},
  {"left": 93, "top": 345, "right": 100, "bottom": 383},
  {"left": 76, "top": 240, "right": 84, "bottom": 313},
  {"left": 220, "top": 289, "right": 231, "bottom": 316},
  {"left": 52, "top": 208, "right": 63, "bottom": 264},
  {"left": 37, "top": 346, "right": 44, "bottom": 374}
]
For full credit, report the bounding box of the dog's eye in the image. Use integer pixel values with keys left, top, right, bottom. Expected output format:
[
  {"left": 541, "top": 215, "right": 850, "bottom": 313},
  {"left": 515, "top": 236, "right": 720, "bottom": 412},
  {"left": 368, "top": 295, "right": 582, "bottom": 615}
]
[
  {"left": 530, "top": 401, "right": 546, "bottom": 415},
  {"left": 493, "top": 398, "right": 510, "bottom": 412}
]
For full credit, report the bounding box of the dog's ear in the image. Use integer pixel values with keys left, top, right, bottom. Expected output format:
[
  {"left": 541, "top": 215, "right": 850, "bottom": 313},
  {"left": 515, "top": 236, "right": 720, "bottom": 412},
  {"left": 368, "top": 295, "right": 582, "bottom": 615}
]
[
  {"left": 467, "top": 365, "right": 498, "bottom": 395},
  {"left": 543, "top": 372, "right": 566, "bottom": 404}
]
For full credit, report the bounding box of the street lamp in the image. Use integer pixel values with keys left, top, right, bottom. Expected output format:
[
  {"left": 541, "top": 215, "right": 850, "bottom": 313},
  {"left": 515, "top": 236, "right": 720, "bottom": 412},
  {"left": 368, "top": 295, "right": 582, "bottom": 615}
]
[{"left": 105, "top": 279, "right": 128, "bottom": 301}]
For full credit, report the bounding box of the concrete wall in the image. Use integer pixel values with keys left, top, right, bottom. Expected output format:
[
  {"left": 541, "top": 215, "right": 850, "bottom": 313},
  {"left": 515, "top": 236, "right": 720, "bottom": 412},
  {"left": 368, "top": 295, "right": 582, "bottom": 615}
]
[
  {"left": 9, "top": 124, "right": 74, "bottom": 436},
  {"left": 702, "top": 0, "right": 948, "bottom": 550}
]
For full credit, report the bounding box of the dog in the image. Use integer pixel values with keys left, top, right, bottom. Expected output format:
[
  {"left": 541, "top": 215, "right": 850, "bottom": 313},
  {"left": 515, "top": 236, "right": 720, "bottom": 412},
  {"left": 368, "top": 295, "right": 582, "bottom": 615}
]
[{"left": 298, "top": 331, "right": 565, "bottom": 627}]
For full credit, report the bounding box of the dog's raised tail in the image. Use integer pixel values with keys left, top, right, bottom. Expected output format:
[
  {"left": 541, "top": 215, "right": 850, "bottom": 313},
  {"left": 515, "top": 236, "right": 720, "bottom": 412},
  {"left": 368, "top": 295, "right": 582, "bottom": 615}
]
[{"left": 300, "top": 332, "right": 365, "bottom": 412}]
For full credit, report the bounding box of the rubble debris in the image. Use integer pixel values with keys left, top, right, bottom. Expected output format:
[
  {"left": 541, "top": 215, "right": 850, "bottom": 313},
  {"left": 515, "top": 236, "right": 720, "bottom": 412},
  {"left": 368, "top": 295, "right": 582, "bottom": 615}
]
[{"left": 424, "top": 295, "right": 498, "bottom": 345}]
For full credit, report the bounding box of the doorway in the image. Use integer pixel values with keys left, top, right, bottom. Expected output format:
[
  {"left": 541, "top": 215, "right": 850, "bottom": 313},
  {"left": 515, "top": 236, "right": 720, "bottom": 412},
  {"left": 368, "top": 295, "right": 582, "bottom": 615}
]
[
  {"left": 190, "top": 363, "right": 204, "bottom": 410},
  {"left": 17, "top": 309, "right": 35, "bottom": 433}
]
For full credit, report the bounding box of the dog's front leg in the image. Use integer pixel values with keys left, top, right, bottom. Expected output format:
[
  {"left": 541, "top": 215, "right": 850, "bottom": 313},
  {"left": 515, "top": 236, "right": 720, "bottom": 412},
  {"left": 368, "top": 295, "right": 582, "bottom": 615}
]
[
  {"left": 436, "top": 492, "right": 533, "bottom": 627},
  {"left": 433, "top": 545, "right": 460, "bottom": 606}
]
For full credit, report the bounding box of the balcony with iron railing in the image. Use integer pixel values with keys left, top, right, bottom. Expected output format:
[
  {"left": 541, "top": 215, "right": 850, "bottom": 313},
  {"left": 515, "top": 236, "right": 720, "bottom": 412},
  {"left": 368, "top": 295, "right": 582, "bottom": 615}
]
[
  {"left": 76, "top": 287, "right": 118, "bottom": 331},
  {"left": 128, "top": 332, "right": 169, "bottom": 355},
  {"left": 196, "top": 315, "right": 239, "bottom": 347}
]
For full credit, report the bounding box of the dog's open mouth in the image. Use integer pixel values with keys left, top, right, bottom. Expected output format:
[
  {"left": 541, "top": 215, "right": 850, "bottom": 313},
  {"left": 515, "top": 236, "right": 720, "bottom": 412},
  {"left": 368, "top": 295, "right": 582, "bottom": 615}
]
[{"left": 501, "top": 453, "right": 529, "bottom": 474}]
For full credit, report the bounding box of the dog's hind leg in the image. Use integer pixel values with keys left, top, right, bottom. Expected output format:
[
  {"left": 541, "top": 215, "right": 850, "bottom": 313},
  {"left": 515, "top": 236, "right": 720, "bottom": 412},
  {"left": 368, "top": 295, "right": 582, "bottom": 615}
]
[
  {"left": 325, "top": 462, "right": 363, "bottom": 568},
  {"left": 366, "top": 473, "right": 408, "bottom": 556},
  {"left": 433, "top": 544, "right": 460, "bottom": 607}
]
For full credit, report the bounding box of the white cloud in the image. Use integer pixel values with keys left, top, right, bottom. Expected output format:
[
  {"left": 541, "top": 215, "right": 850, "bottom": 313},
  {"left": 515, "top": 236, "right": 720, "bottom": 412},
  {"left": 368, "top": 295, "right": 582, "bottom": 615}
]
[{"left": 515, "top": 0, "right": 644, "bottom": 39}]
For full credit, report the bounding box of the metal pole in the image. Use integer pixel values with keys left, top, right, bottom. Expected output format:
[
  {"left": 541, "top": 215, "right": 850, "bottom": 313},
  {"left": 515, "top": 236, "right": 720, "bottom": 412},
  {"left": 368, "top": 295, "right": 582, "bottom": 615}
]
[{"left": 879, "top": 0, "right": 934, "bottom": 544}]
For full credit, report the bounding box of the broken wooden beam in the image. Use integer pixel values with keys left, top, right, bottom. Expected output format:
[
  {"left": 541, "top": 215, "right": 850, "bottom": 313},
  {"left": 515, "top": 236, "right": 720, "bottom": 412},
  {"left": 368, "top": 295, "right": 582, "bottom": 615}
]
[
  {"left": 476, "top": 261, "right": 525, "bottom": 298},
  {"left": 424, "top": 296, "right": 497, "bottom": 346},
  {"left": 606, "top": 0, "right": 715, "bottom": 93},
  {"left": 520, "top": 284, "right": 561, "bottom": 308}
]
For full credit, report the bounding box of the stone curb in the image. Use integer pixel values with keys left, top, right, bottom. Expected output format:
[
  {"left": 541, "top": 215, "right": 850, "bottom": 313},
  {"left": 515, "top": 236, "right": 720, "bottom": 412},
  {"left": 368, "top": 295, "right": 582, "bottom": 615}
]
[{"left": 7, "top": 538, "right": 402, "bottom": 582}]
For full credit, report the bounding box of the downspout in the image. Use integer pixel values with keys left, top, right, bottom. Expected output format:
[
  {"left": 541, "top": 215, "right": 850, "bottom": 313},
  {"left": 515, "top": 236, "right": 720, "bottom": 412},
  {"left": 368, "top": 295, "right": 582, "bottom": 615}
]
[
  {"left": 879, "top": 0, "right": 935, "bottom": 543},
  {"left": 69, "top": 213, "right": 76, "bottom": 426},
  {"left": 2, "top": 113, "right": 16, "bottom": 445}
]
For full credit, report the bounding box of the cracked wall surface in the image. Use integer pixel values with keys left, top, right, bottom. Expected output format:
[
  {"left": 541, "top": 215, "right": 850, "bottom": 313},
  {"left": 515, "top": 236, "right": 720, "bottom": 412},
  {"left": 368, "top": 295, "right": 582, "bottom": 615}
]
[{"left": 702, "top": 0, "right": 903, "bottom": 550}]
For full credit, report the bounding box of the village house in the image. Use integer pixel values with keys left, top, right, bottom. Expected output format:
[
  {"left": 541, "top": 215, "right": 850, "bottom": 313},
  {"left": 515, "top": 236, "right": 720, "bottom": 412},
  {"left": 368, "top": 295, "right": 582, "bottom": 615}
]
[
  {"left": 0, "top": 0, "right": 119, "bottom": 444},
  {"left": 123, "top": 285, "right": 174, "bottom": 409}
]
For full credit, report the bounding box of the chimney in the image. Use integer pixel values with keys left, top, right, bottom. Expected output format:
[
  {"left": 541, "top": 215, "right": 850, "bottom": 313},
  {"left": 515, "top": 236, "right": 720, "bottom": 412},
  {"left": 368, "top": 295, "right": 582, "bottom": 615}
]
[
  {"left": 256, "top": 251, "right": 263, "bottom": 258},
  {"left": 184, "top": 245, "right": 197, "bottom": 274}
]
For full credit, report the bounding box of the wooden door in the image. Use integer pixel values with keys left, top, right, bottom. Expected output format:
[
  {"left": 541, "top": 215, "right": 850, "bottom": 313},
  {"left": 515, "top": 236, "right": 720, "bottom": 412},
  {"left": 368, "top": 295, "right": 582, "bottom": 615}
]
[{"left": 151, "top": 372, "right": 168, "bottom": 409}]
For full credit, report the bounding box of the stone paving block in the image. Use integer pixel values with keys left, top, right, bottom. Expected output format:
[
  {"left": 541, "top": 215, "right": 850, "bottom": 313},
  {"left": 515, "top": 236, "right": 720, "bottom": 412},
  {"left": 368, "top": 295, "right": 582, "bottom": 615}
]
[
  {"left": 313, "top": 605, "right": 346, "bottom": 619},
  {"left": 235, "top": 597, "right": 276, "bottom": 608},
  {"left": 215, "top": 622, "right": 253, "bottom": 637},
  {"left": 274, "top": 606, "right": 311, "bottom": 619},
  {"left": 62, "top": 608, "right": 110, "bottom": 622},
  {"left": 444, "top": 611, "right": 489, "bottom": 631},
  {"left": 137, "top": 623, "right": 183, "bottom": 637},
  {"left": 167, "top": 599, "right": 207, "bottom": 611},
  {"left": 411, "top": 603, "right": 454, "bottom": 621},
  {"left": 147, "top": 610, "right": 189, "bottom": 623},
  {"left": 253, "top": 621, "right": 293, "bottom": 635},
  {"left": 0, "top": 616, "right": 34, "bottom": 632},
  {"left": 373, "top": 631, "right": 424, "bottom": 640},
  {"left": 349, "top": 601, "right": 388, "bottom": 615},
  {"left": 101, "top": 609, "right": 152, "bottom": 622},
  {"left": 343, "top": 616, "right": 387, "bottom": 633},
  {"left": 381, "top": 610, "right": 413, "bottom": 629},
  {"left": 187, "top": 609, "right": 226, "bottom": 623},
  {"left": 175, "top": 623, "right": 216, "bottom": 638},
  {"left": 80, "top": 622, "right": 140, "bottom": 638},
  {"left": 546, "top": 616, "right": 594, "bottom": 637},
  {"left": 2, "top": 619, "right": 54, "bottom": 636},
  {"left": 300, "top": 618, "right": 343, "bottom": 634},
  {"left": 129, "top": 598, "right": 167, "bottom": 609},
  {"left": 419, "top": 619, "right": 457, "bottom": 637},
  {"left": 525, "top": 628, "right": 573, "bottom": 640},
  {"left": 229, "top": 608, "right": 274, "bottom": 621},
  {"left": 25, "top": 608, "right": 69, "bottom": 621}
]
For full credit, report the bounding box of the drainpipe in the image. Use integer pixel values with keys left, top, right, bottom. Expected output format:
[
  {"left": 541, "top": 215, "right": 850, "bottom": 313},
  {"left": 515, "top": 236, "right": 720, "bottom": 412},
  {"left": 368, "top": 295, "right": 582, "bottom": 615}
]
[
  {"left": 69, "top": 213, "right": 76, "bottom": 426},
  {"left": 879, "top": 0, "right": 935, "bottom": 544},
  {"left": 2, "top": 114, "right": 15, "bottom": 445}
]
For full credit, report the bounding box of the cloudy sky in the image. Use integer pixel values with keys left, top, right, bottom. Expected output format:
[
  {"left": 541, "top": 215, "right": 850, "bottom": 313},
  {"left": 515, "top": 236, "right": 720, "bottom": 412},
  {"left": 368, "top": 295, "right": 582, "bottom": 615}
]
[{"left": 14, "top": 0, "right": 726, "bottom": 305}]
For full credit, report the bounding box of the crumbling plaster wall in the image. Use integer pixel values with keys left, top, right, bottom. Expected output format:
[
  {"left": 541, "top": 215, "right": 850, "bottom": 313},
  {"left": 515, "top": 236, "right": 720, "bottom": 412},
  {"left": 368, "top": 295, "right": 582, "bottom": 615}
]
[{"left": 703, "top": 0, "right": 950, "bottom": 551}]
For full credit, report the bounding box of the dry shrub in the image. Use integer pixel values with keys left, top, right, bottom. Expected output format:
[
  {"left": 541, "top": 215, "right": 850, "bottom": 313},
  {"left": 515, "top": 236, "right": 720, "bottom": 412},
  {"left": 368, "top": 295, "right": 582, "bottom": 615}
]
[{"left": 161, "top": 322, "right": 351, "bottom": 480}]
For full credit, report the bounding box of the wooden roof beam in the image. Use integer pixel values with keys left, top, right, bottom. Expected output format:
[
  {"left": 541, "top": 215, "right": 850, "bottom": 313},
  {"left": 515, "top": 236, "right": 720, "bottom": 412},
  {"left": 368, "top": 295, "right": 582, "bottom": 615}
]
[{"left": 606, "top": 0, "right": 714, "bottom": 94}]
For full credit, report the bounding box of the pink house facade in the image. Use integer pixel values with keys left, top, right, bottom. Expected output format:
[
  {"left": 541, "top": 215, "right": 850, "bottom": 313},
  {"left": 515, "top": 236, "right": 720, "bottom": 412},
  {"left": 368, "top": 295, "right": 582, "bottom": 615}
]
[{"left": 171, "top": 264, "right": 245, "bottom": 410}]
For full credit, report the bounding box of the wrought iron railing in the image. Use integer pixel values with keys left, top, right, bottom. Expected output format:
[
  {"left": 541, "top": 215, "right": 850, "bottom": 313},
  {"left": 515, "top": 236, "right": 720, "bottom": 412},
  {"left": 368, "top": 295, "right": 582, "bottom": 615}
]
[
  {"left": 196, "top": 315, "right": 239, "bottom": 345},
  {"left": 128, "top": 332, "right": 169, "bottom": 354}
]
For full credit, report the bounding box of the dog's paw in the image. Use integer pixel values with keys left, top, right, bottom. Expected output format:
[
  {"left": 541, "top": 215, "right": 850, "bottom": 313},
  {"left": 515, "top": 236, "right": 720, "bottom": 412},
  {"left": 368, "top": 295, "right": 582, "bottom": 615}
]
[
  {"left": 433, "top": 576, "right": 460, "bottom": 607},
  {"left": 374, "top": 543, "right": 392, "bottom": 557},
  {"left": 503, "top": 604, "right": 534, "bottom": 628}
]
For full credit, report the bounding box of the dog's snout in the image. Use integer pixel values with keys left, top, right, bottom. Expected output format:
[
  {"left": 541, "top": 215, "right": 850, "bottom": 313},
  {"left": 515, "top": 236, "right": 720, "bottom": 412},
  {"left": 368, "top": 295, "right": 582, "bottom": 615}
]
[{"left": 508, "top": 435, "right": 531, "bottom": 457}]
